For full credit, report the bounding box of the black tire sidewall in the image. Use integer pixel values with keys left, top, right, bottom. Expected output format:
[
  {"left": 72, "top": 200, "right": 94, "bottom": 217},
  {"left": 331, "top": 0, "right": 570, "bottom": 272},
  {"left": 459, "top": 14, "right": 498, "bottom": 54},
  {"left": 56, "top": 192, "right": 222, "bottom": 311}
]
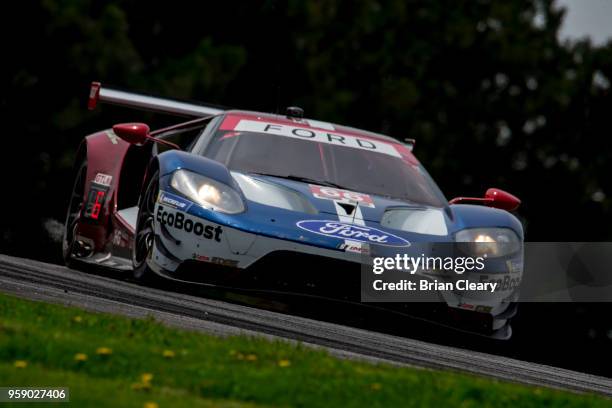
[
  {"left": 132, "top": 170, "right": 159, "bottom": 280},
  {"left": 62, "top": 159, "right": 87, "bottom": 268}
]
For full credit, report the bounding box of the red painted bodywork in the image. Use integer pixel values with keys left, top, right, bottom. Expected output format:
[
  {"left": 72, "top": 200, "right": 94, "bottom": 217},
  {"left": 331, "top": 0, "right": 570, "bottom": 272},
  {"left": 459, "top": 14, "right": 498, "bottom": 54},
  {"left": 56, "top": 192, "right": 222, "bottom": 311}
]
[
  {"left": 75, "top": 129, "right": 136, "bottom": 253},
  {"left": 484, "top": 188, "right": 521, "bottom": 211},
  {"left": 450, "top": 188, "right": 521, "bottom": 211},
  {"left": 88, "top": 82, "right": 101, "bottom": 110},
  {"left": 113, "top": 123, "right": 150, "bottom": 145},
  {"left": 113, "top": 122, "right": 182, "bottom": 150}
]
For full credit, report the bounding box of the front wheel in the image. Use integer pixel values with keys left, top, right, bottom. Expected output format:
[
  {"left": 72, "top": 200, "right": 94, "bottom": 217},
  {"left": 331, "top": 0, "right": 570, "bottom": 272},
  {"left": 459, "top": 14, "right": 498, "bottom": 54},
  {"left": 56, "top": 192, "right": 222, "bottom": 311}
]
[{"left": 132, "top": 170, "right": 159, "bottom": 280}]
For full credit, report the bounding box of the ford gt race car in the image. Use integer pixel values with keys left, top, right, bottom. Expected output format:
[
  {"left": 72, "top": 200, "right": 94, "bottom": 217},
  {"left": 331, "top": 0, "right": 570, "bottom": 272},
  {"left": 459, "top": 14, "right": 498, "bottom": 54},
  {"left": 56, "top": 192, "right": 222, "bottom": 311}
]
[{"left": 63, "top": 82, "right": 524, "bottom": 339}]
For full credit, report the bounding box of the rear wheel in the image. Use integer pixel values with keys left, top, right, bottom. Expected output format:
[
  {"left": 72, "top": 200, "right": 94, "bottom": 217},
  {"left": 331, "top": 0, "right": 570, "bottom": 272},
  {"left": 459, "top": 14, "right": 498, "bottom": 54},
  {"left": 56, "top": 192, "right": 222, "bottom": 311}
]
[
  {"left": 62, "top": 159, "right": 88, "bottom": 268},
  {"left": 132, "top": 170, "right": 159, "bottom": 280}
]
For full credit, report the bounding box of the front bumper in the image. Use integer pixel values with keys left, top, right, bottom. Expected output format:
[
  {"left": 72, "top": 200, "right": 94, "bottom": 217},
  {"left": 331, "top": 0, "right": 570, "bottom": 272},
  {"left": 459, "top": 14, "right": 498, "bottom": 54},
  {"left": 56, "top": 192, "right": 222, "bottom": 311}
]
[{"left": 148, "top": 202, "right": 520, "bottom": 338}]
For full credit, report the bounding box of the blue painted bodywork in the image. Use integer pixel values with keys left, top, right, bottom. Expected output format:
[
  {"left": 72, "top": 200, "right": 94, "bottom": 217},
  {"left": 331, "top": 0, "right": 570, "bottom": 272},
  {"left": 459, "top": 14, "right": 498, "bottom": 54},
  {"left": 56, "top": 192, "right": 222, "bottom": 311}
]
[{"left": 156, "top": 150, "right": 523, "bottom": 254}]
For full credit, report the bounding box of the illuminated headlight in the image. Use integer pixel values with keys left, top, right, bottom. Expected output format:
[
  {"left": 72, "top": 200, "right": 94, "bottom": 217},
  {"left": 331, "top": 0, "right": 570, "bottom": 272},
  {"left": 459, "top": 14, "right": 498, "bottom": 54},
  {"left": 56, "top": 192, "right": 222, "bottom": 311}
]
[
  {"left": 232, "top": 172, "right": 317, "bottom": 214},
  {"left": 455, "top": 228, "right": 520, "bottom": 257},
  {"left": 170, "top": 169, "right": 245, "bottom": 214}
]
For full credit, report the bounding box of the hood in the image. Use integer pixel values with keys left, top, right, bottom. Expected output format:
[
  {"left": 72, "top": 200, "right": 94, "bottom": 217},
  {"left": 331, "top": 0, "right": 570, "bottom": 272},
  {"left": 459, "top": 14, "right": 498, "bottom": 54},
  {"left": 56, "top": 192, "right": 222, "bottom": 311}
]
[{"left": 234, "top": 173, "right": 451, "bottom": 237}]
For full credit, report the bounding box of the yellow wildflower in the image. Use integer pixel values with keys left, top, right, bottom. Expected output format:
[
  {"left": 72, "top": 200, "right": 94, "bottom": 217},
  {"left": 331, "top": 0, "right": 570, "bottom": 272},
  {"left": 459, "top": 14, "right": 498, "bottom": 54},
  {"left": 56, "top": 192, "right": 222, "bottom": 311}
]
[
  {"left": 143, "top": 402, "right": 159, "bottom": 408},
  {"left": 74, "top": 353, "right": 88, "bottom": 362},
  {"left": 278, "top": 359, "right": 291, "bottom": 368},
  {"left": 14, "top": 360, "right": 27, "bottom": 369},
  {"left": 72, "top": 316, "right": 83, "bottom": 323},
  {"left": 131, "top": 373, "right": 154, "bottom": 392},
  {"left": 162, "top": 349, "right": 175, "bottom": 359},
  {"left": 96, "top": 347, "right": 113, "bottom": 356},
  {"left": 246, "top": 354, "right": 258, "bottom": 361}
]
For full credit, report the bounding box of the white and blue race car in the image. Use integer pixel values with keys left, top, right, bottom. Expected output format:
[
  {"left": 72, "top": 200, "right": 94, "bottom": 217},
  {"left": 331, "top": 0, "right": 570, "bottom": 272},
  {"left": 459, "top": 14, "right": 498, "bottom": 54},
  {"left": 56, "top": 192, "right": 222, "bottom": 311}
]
[{"left": 63, "top": 82, "right": 523, "bottom": 338}]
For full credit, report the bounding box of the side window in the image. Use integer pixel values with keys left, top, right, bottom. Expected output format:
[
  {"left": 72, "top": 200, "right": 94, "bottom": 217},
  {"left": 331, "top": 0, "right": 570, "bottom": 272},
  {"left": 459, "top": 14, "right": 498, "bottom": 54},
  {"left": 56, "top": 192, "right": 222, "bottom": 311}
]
[
  {"left": 153, "top": 115, "right": 222, "bottom": 155},
  {"left": 155, "top": 126, "right": 207, "bottom": 153},
  {"left": 191, "top": 115, "right": 223, "bottom": 154}
]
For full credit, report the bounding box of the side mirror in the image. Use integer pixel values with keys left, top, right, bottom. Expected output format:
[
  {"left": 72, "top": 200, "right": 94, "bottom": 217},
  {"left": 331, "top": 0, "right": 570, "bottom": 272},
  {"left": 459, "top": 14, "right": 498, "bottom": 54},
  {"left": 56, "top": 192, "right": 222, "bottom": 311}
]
[
  {"left": 449, "top": 188, "right": 520, "bottom": 211},
  {"left": 484, "top": 188, "right": 521, "bottom": 211},
  {"left": 112, "top": 123, "right": 150, "bottom": 145},
  {"left": 111, "top": 122, "right": 181, "bottom": 150}
]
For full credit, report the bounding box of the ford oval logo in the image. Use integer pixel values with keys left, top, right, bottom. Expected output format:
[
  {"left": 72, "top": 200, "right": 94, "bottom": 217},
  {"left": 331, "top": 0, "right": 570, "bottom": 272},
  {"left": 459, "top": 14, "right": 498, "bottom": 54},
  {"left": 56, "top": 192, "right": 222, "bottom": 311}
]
[{"left": 297, "top": 220, "right": 410, "bottom": 247}]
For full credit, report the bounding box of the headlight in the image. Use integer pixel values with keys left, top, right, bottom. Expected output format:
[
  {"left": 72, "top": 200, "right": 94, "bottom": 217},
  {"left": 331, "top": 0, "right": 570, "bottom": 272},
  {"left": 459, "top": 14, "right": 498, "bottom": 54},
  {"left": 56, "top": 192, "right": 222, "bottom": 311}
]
[
  {"left": 455, "top": 228, "right": 520, "bottom": 258},
  {"left": 232, "top": 172, "right": 317, "bottom": 214},
  {"left": 170, "top": 169, "right": 245, "bottom": 214}
]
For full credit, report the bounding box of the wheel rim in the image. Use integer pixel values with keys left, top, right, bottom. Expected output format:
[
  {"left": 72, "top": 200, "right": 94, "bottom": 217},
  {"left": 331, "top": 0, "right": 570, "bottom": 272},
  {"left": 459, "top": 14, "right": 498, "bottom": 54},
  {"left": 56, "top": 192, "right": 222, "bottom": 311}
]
[
  {"left": 134, "top": 176, "right": 158, "bottom": 267},
  {"left": 63, "top": 162, "right": 86, "bottom": 256}
]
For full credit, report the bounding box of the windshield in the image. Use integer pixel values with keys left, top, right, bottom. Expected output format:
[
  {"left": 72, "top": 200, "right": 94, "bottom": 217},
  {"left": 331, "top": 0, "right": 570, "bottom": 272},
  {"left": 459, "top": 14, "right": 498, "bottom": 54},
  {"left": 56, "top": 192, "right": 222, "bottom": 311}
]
[{"left": 203, "top": 124, "right": 446, "bottom": 207}]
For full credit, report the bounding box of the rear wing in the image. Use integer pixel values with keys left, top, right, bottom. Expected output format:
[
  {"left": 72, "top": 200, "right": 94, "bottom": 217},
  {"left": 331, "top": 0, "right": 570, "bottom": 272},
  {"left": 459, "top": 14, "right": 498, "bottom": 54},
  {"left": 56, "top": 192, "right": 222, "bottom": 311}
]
[{"left": 87, "top": 82, "right": 224, "bottom": 117}]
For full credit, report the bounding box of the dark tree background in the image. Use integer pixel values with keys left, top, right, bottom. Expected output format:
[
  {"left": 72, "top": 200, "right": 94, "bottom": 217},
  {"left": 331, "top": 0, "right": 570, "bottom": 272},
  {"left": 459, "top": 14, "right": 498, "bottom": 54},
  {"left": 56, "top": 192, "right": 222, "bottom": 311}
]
[{"left": 1, "top": 0, "right": 611, "bottom": 375}]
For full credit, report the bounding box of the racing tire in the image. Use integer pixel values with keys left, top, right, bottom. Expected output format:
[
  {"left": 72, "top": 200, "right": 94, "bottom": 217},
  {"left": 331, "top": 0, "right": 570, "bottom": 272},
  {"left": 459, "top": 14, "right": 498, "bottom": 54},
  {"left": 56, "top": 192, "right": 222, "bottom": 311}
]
[
  {"left": 132, "top": 170, "right": 159, "bottom": 280},
  {"left": 62, "top": 159, "right": 88, "bottom": 268}
]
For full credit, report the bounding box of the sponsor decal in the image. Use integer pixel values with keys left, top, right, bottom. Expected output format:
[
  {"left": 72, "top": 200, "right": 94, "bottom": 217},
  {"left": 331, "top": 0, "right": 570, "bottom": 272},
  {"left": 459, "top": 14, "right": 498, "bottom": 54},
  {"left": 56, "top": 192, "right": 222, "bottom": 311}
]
[
  {"left": 94, "top": 173, "right": 113, "bottom": 186},
  {"left": 192, "top": 253, "right": 239, "bottom": 267},
  {"left": 475, "top": 305, "right": 493, "bottom": 313},
  {"left": 234, "top": 119, "right": 401, "bottom": 157},
  {"left": 111, "top": 230, "right": 129, "bottom": 248},
  {"left": 156, "top": 206, "right": 223, "bottom": 242},
  {"left": 338, "top": 242, "right": 370, "bottom": 255},
  {"left": 506, "top": 259, "right": 522, "bottom": 273},
  {"left": 105, "top": 130, "right": 119, "bottom": 145},
  {"left": 310, "top": 185, "right": 375, "bottom": 208},
  {"left": 297, "top": 220, "right": 410, "bottom": 247},
  {"left": 158, "top": 191, "right": 192, "bottom": 211},
  {"left": 458, "top": 303, "right": 475, "bottom": 310},
  {"left": 479, "top": 273, "right": 521, "bottom": 292}
]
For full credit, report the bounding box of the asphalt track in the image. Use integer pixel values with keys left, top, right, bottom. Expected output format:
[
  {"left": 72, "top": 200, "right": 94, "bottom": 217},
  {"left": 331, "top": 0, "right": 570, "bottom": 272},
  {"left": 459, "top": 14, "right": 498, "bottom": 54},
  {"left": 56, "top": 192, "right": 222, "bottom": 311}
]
[{"left": 0, "top": 254, "right": 610, "bottom": 397}]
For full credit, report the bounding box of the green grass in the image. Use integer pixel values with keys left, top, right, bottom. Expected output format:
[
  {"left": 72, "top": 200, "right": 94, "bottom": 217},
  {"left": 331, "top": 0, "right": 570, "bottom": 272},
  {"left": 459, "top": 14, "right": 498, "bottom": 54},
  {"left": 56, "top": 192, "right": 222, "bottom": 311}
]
[{"left": 0, "top": 294, "right": 609, "bottom": 408}]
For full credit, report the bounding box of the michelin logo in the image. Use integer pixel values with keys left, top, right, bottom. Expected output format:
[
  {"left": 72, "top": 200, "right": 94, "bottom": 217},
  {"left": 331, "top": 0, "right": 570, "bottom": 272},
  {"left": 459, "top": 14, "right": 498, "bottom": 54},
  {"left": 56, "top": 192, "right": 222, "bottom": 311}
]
[{"left": 158, "top": 191, "right": 192, "bottom": 211}]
